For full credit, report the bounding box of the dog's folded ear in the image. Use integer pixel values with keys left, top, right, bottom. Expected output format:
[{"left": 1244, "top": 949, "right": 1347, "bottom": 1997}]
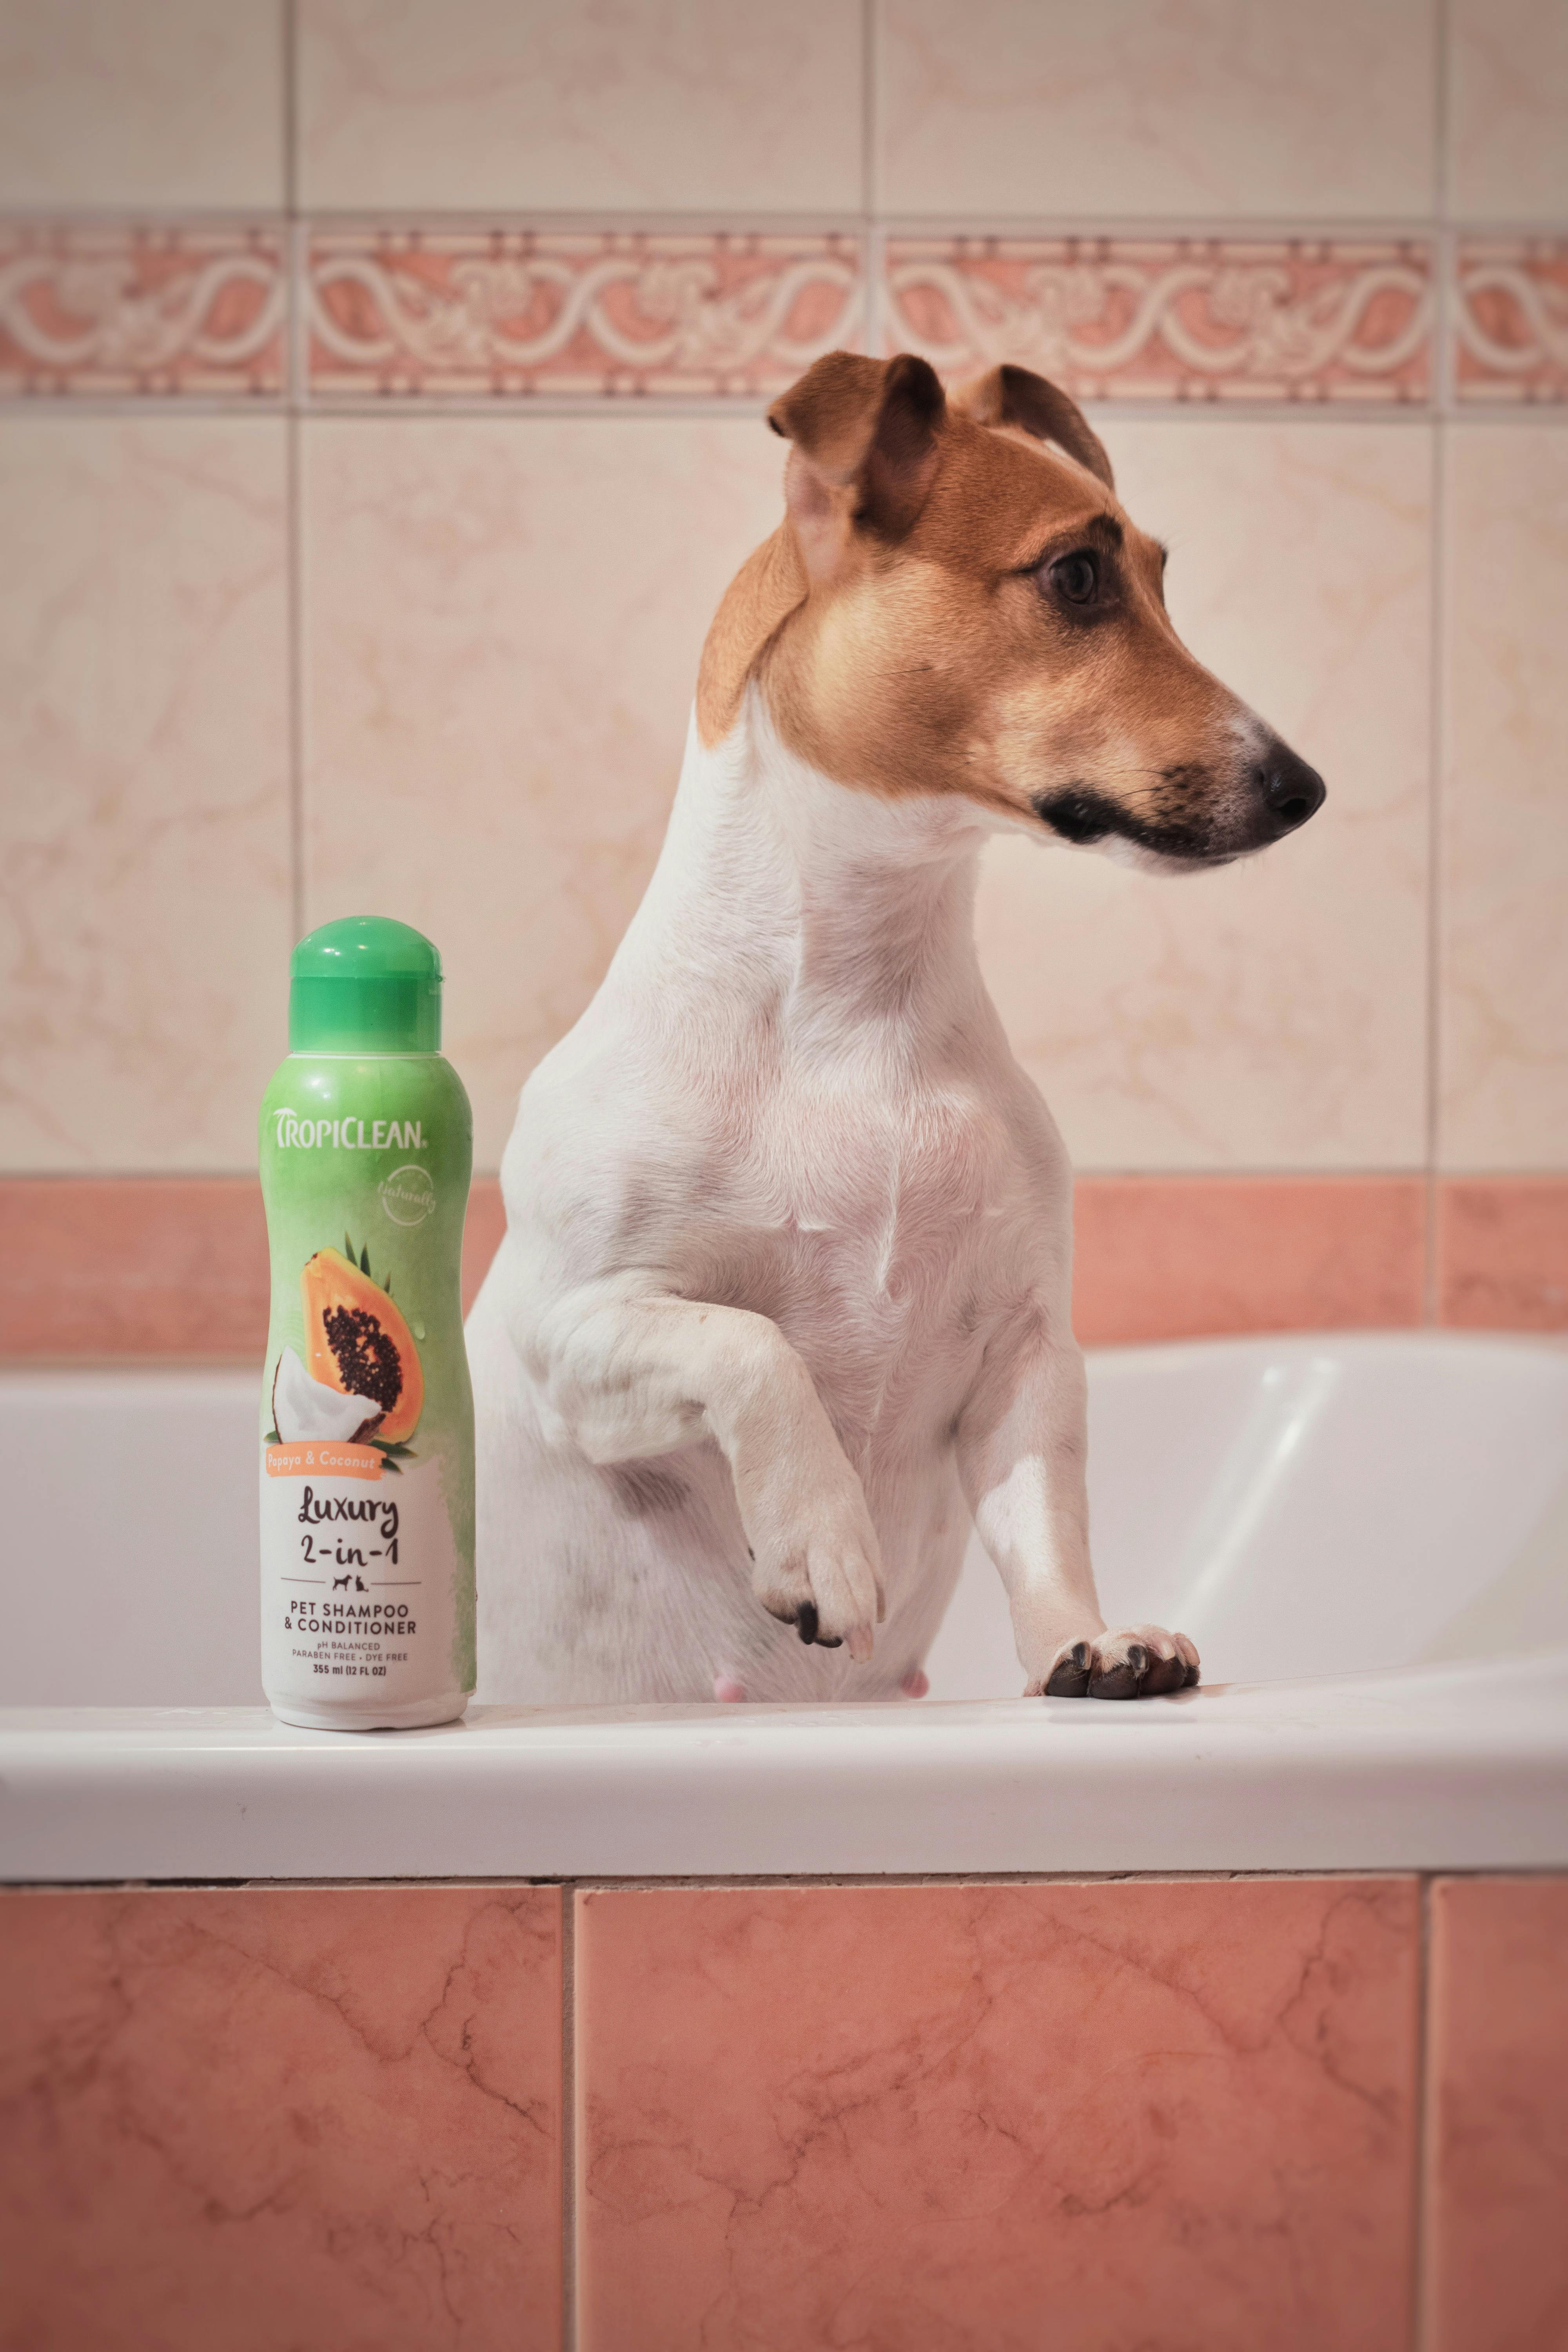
[
  {"left": 768, "top": 352, "right": 945, "bottom": 569},
  {"left": 950, "top": 363, "right": 1114, "bottom": 492}
]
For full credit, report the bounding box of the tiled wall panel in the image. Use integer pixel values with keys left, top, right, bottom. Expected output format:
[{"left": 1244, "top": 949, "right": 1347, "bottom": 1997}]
[
  {"left": 0, "top": 1885, "right": 564, "bottom": 2352},
  {"left": 0, "top": 0, "right": 284, "bottom": 209},
  {"left": 1440, "top": 428, "right": 1568, "bottom": 1169},
  {"left": 1437, "top": 1178, "right": 1568, "bottom": 1328},
  {"left": 877, "top": 0, "right": 1438, "bottom": 220},
  {"left": 576, "top": 1878, "right": 1421, "bottom": 2352},
  {"left": 297, "top": 0, "right": 865, "bottom": 212},
  {"left": 1425, "top": 1875, "right": 1568, "bottom": 2352},
  {"left": 1448, "top": 0, "right": 1568, "bottom": 223},
  {"left": 0, "top": 417, "right": 292, "bottom": 1174}
]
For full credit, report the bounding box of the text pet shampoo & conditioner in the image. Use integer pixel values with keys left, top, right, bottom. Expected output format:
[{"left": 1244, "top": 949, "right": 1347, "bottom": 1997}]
[{"left": 259, "top": 918, "right": 475, "bottom": 1730}]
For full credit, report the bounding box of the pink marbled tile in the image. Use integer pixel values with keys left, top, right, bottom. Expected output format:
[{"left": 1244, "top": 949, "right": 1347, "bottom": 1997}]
[
  {"left": 0, "top": 1176, "right": 514, "bottom": 1355},
  {"left": 307, "top": 229, "right": 865, "bottom": 400},
  {"left": 1437, "top": 1180, "right": 1568, "bottom": 1331},
  {"left": 1073, "top": 1176, "right": 1427, "bottom": 1345},
  {"left": 884, "top": 238, "right": 1433, "bottom": 405},
  {"left": 0, "top": 222, "right": 286, "bottom": 398},
  {"left": 1426, "top": 1877, "right": 1568, "bottom": 2352},
  {"left": 1455, "top": 240, "right": 1568, "bottom": 404},
  {"left": 576, "top": 1877, "right": 1420, "bottom": 2351},
  {"left": 0, "top": 1886, "right": 563, "bottom": 2350}
]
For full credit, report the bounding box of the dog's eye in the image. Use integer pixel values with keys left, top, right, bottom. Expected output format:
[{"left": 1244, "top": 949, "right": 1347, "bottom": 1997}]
[{"left": 1051, "top": 551, "right": 1100, "bottom": 605}]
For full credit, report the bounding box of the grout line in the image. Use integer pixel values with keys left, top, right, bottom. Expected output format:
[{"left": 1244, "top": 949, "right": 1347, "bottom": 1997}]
[
  {"left": 861, "top": 0, "right": 877, "bottom": 222},
  {"left": 9, "top": 203, "right": 1564, "bottom": 236},
  {"left": 2, "top": 393, "right": 1564, "bottom": 426},
  {"left": 285, "top": 377, "right": 305, "bottom": 942},
  {"left": 1435, "top": 0, "right": 1452, "bottom": 231},
  {"left": 1411, "top": 1873, "right": 1437, "bottom": 2350},
  {"left": 861, "top": 0, "right": 880, "bottom": 354},
  {"left": 1424, "top": 0, "right": 1452, "bottom": 1324},
  {"left": 282, "top": 0, "right": 305, "bottom": 940},
  {"left": 281, "top": 0, "right": 297, "bottom": 220},
  {"left": 561, "top": 1888, "right": 577, "bottom": 2352},
  {"left": 1425, "top": 391, "right": 1449, "bottom": 1321}
]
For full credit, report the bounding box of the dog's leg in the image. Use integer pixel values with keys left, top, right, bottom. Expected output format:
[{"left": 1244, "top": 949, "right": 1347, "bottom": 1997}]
[
  {"left": 957, "top": 1326, "right": 1199, "bottom": 1700},
  {"left": 527, "top": 1276, "right": 885, "bottom": 1659}
]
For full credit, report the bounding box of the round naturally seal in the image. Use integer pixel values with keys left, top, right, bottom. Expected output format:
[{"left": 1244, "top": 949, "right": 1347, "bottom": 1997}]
[{"left": 379, "top": 1163, "right": 436, "bottom": 1227}]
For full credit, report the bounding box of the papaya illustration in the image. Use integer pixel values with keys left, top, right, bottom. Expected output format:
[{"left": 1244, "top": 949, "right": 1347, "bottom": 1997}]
[{"left": 301, "top": 1245, "right": 424, "bottom": 1444}]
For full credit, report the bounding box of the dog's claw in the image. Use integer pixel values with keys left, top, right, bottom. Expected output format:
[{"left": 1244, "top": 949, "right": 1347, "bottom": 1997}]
[
  {"left": 1044, "top": 1640, "right": 1093, "bottom": 1698},
  {"left": 796, "top": 1602, "right": 819, "bottom": 1644},
  {"left": 1089, "top": 1642, "right": 1147, "bottom": 1701},
  {"left": 1140, "top": 1650, "right": 1187, "bottom": 1695}
]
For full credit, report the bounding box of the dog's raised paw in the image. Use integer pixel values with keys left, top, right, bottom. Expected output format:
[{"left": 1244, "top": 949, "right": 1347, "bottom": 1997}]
[{"left": 745, "top": 1470, "right": 885, "bottom": 1661}]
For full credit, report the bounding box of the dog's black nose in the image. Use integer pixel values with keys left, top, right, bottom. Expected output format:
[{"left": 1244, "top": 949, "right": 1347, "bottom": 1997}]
[{"left": 1254, "top": 742, "right": 1326, "bottom": 837}]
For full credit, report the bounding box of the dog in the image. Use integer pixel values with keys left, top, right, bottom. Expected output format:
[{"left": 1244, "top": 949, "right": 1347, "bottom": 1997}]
[{"left": 468, "top": 353, "right": 1324, "bottom": 1707}]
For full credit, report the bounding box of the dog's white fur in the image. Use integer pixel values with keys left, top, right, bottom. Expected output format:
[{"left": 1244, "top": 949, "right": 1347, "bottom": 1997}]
[{"left": 470, "top": 688, "right": 1189, "bottom": 1704}]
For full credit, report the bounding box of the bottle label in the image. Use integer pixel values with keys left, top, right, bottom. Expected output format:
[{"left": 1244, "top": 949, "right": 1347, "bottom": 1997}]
[{"left": 258, "top": 1058, "right": 475, "bottom": 1724}]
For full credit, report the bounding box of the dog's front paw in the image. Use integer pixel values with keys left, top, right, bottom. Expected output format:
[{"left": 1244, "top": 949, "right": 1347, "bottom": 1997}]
[
  {"left": 1026, "top": 1624, "right": 1200, "bottom": 1700},
  {"left": 745, "top": 1472, "right": 886, "bottom": 1662}
]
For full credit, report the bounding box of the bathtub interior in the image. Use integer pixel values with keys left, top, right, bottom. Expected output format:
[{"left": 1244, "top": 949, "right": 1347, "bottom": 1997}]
[
  {"left": 929, "top": 1332, "right": 1568, "bottom": 1700},
  {"left": 3, "top": 1333, "right": 1565, "bottom": 1708}
]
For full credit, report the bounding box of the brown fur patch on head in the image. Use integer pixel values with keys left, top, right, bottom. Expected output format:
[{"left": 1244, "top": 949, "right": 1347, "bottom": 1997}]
[{"left": 697, "top": 352, "right": 1320, "bottom": 865}]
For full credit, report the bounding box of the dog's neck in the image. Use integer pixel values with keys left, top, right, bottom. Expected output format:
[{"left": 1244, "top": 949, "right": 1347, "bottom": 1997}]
[{"left": 615, "top": 690, "right": 994, "bottom": 1051}]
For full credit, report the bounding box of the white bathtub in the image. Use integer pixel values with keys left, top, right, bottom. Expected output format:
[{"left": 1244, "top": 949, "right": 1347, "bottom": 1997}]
[{"left": 2, "top": 1333, "right": 1566, "bottom": 1880}]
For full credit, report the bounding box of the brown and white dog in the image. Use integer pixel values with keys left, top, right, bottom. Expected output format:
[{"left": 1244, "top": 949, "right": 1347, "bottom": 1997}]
[{"left": 468, "top": 353, "right": 1325, "bottom": 1706}]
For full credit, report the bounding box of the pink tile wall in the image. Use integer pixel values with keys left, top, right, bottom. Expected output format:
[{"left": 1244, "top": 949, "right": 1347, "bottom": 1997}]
[
  {"left": 0, "top": 1885, "right": 564, "bottom": 2352},
  {"left": 1425, "top": 1877, "right": 1568, "bottom": 2352},
  {"left": 575, "top": 1878, "right": 1421, "bottom": 2352},
  {"left": 21, "top": 1170, "right": 1557, "bottom": 1357},
  {"left": 0, "top": 3, "right": 1564, "bottom": 1335},
  {"left": 6, "top": 1873, "right": 1568, "bottom": 2351}
]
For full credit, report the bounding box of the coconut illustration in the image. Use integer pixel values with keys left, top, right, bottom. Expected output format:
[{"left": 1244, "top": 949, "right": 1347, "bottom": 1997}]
[{"left": 271, "top": 1345, "right": 384, "bottom": 1445}]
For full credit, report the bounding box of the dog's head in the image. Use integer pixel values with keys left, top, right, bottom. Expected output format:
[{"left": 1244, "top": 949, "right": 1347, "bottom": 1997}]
[{"left": 699, "top": 351, "right": 1324, "bottom": 866}]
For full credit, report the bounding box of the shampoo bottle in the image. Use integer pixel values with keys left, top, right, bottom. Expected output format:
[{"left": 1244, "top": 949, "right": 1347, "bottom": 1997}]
[{"left": 259, "top": 917, "right": 475, "bottom": 1730}]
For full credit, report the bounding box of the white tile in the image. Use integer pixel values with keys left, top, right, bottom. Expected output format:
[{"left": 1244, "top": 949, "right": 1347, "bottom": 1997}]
[
  {"left": 0, "top": 419, "right": 292, "bottom": 1172},
  {"left": 975, "top": 420, "right": 1433, "bottom": 1171},
  {"left": 299, "top": 0, "right": 864, "bottom": 212},
  {"left": 1449, "top": 0, "right": 1568, "bottom": 222},
  {"left": 1440, "top": 427, "right": 1568, "bottom": 1169},
  {"left": 301, "top": 414, "right": 788, "bottom": 1169},
  {"left": 878, "top": 0, "right": 1437, "bottom": 220},
  {"left": 0, "top": 0, "right": 283, "bottom": 209}
]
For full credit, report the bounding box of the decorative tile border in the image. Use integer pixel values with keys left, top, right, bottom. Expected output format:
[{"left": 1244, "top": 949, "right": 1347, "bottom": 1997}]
[
  {"left": 13, "top": 225, "right": 1568, "bottom": 411},
  {"left": 1454, "top": 239, "right": 1568, "bottom": 403},
  {"left": 306, "top": 229, "right": 865, "bottom": 399},
  {"left": 0, "top": 223, "right": 286, "bottom": 399},
  {"left": 884, "top": 236, "right": 1433, "bottom": 403}
]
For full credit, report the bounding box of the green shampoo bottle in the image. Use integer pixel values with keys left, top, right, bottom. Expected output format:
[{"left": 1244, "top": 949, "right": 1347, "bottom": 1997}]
[{"left": 258, "top": 917, "right": 475, "bottom": 1730}]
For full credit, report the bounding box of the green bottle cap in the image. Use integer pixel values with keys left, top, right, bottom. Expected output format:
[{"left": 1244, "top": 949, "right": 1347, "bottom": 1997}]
[{"left": 289, "top": 916, "right": 443, "bottom": 1054}]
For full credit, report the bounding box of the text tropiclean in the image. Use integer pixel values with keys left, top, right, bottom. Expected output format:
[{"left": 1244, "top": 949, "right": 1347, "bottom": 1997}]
[{"left": 272, "top": 1111, "right": 426, "bottom": 1150}]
